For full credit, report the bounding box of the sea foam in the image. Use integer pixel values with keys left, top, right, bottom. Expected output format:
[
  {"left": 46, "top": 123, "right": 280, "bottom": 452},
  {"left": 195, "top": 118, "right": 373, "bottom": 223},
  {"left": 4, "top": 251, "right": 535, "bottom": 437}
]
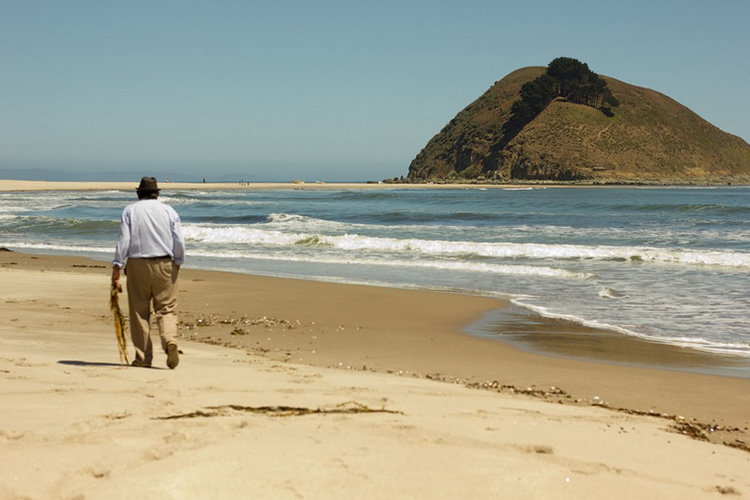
[{"left": 182, "top": 224, "right": 750, "bottom": 268}]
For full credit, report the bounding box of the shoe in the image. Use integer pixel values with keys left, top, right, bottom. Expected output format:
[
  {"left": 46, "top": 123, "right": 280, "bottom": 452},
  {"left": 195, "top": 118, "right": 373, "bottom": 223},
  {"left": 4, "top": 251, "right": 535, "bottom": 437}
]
[
  {"left": 131, "top": 359, "right": 151, "bottom": 368},
  {"left": 167, "top": 343, "right": 180, "bottom": 369}
]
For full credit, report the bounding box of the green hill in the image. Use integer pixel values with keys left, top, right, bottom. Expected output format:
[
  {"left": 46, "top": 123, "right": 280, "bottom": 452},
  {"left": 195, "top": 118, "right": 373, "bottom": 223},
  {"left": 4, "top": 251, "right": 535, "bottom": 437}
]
[{"left": 407, "top": 66, "right": 750, "bottom": 183}]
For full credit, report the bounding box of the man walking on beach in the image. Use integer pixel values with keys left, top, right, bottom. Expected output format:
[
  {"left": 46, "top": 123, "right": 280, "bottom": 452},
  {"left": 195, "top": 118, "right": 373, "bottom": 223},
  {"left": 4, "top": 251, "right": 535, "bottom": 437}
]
[{"left": 112, "top": 177, "right": 186, "bottom": 369}]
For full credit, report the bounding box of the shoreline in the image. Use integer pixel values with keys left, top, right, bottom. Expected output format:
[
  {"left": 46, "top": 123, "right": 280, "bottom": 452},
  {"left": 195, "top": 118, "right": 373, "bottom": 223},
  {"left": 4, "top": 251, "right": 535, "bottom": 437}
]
[
  {"left": 2, "top": 179, "right": 748, "bottom": 192},
  {"left": 470, "top": 306, "right": 750, "bottom": 379},
  {"left": 4, "top": 180, "right": 526, "bottom": 191},
  {"left": 8, "top": 246, "right": 750, "bottom": 378},
  {"left": 2, "top": 250, "right": 749, "bottom": 450},
  {"left": 8, "top": 246, "right": 750, "bottom": 377}
]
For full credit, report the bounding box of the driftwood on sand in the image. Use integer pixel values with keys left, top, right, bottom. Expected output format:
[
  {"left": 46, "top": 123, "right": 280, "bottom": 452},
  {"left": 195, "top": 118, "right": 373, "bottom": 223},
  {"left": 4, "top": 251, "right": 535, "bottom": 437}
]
[{"left": 109, "top": 283, "right": 129, "bottom": 365}]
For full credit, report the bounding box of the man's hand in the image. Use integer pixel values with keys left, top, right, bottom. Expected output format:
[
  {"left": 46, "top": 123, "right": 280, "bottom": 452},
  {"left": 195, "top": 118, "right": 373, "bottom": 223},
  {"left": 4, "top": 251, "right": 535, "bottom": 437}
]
[{"left": 111, "top": 266, "right": 121, "bottom": 289}]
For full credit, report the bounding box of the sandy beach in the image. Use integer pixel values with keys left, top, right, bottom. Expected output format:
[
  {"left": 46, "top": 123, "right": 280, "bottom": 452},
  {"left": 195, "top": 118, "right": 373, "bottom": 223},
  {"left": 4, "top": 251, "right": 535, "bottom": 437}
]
[{"left": 1, "top": 249, "right": 749, "bottom": 499}]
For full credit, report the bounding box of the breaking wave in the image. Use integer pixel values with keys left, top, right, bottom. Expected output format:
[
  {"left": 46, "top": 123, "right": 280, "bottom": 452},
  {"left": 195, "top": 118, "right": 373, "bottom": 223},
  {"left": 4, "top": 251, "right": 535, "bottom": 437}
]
[
  {"left": 182, "top": 224, "right": 750, "bottom": 268},
  {"left": 187, "top": 250, "right": 592, "bottom": 280}
]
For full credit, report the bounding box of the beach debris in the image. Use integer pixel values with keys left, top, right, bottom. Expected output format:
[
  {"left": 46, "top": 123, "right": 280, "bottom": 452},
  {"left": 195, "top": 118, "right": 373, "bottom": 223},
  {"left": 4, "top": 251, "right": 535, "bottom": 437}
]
[
  {"left": 109, "top": 283, "right": 129, "bottom": 365},
  {"left": 180, "top": 314, "right": 294, "bottom": 331},
  {"left": 672, "top": 421, "right": 713, "bottom": 441},
  {"left": 726, "top": 439, "right": 750, "bottom": 453},
  {"left": 668, "top": 420, "right": 744, "bottom": 445},
  {"left": 591, "top": 396, "right": 610, "bottom": 407},
  {"left": 530, "top": 445, "right": 554, "bottom": 454},
  {"left": 714, "top": 486, "right": 740, "bottom": 496},
  {"left": 601, "top": 407, "right": 749, "bottom": 452},
  {"left": 156, "top": 401, "right": 402, "bottom": 420},
  {"left": 465, "top": 381, "right": 569, "bottom": 400},
  {"left": 461, "top": 379, "right": 749, "bottom": 453}
]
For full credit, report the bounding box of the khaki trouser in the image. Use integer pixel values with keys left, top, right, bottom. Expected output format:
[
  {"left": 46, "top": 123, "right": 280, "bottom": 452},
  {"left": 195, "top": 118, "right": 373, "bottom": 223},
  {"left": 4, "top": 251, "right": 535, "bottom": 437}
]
[{"left": 125, "top": 257, "right": 179, "bottom": 365}]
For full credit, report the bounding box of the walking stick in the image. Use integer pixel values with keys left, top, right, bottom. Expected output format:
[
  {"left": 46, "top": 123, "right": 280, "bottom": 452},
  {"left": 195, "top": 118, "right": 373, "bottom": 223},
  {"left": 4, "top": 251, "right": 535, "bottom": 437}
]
[{"left": 110, "top": 282, "right": 130, "bottom": 365}]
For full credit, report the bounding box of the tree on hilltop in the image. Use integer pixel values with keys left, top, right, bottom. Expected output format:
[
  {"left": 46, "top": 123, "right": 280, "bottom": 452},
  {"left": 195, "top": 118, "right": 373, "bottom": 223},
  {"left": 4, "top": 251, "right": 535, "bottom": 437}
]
[
  {"left": 504, "top": 74, "right": 557, "bottom": 137},
  {"left": 503, "top": 57, "right": 619, "bottom": 139}
]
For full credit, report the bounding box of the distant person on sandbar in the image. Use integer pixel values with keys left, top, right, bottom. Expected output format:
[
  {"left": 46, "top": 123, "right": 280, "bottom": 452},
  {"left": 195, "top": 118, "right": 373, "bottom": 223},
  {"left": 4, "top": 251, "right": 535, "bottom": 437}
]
[{"left": 111, "top": 177, "right": 186, "bottom": 369}]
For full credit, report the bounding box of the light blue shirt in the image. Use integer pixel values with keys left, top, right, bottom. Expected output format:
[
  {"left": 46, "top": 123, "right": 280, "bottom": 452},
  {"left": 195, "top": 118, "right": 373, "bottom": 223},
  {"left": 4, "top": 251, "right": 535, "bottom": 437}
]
[{"left": 113, "top": 199, "right": 185, "bottom": 267}]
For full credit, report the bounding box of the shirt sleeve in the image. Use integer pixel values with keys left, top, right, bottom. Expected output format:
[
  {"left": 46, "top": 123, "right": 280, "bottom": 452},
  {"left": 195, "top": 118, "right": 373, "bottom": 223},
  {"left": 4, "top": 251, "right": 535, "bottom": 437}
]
[
  {"left": 112, "top": 207, "right": 131, "bottom": 267},
  {"left": 171, "top": 209, "right": 186, "bottom": 266}
]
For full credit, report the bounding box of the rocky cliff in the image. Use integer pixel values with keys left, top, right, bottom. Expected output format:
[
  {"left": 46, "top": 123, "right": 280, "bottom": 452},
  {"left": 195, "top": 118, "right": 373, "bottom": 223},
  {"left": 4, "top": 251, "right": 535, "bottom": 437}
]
[{"left": 407, "top": 67, "right": 750, "bottom": 183}]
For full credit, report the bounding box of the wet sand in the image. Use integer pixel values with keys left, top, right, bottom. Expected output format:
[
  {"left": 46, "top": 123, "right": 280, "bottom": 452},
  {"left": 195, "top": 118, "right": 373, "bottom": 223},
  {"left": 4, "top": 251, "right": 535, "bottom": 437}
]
[{"left": 472, "top": 306, "right": 750, "bottom": 378}]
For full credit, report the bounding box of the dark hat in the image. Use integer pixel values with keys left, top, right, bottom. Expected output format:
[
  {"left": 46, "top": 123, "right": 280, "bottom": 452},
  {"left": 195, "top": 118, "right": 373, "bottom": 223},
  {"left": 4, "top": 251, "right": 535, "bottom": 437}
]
[{"left": 136, "top": 176, "right": 160, "bottom": 193}]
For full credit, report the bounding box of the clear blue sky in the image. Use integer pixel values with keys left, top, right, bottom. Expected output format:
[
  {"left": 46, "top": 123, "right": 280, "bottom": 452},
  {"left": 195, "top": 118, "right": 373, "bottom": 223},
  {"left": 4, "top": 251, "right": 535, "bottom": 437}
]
[{"left": 1, "top": 0, "right": 748, "bottom": 181}]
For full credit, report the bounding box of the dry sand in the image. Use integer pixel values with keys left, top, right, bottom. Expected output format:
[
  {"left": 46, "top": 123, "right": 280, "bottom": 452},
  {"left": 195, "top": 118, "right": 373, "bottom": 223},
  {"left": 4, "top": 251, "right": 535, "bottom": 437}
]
[{"left": 1, "top": 250, "right": 749, "bottom": 499}]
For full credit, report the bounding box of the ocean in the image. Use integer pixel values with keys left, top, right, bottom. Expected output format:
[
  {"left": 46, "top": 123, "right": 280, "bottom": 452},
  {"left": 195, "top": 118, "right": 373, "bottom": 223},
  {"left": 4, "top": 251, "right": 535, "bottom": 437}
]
[{"left": 1, "top": 186, "right": 748, "bottom": 358}]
